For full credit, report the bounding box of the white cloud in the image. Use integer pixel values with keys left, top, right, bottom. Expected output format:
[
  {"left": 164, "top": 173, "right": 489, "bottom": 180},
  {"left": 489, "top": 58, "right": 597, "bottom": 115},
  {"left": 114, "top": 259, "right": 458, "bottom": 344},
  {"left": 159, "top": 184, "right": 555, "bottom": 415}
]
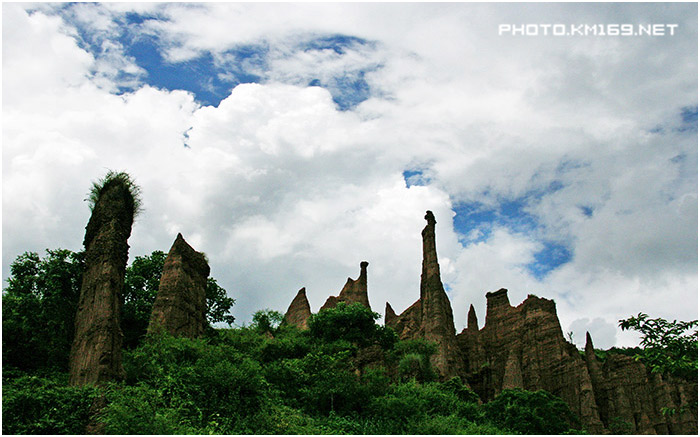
[
  {"left": 568, "top": 317, "right": 618, "bottom": 350},
  {"left": 2, "top": 3, "right": 696, "bottom": 348}
]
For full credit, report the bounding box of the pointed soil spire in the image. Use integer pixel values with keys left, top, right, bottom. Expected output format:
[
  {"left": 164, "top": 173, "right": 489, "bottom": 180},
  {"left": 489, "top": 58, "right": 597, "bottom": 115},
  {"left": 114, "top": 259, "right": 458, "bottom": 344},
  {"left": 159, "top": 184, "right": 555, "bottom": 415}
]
[
  {"left": 467, "top": 304, "right": 479, "bottom": 331},
  {"left": 70, "top": 172, "right": 139, "bottom": 386},
  {"left": 420, "top": 210, "right": 440, "bottom": 291},
  {"left": 321, "top": 261, "right": 371, "bottom": 310},
  {"left": 585, "top": 331, "right": 594, "bottom": 353},
  {"left": 284, "top": 287, "right": 312, "bottom": 330},
  {"left": 148, "top": 233, "right": 210, "bottom": 338},
  {"left": 385, "top": 302, "right": 398, "bottom": 327},
  {"left": 418, "top": 210, "right": 461, "bottom": 378}
]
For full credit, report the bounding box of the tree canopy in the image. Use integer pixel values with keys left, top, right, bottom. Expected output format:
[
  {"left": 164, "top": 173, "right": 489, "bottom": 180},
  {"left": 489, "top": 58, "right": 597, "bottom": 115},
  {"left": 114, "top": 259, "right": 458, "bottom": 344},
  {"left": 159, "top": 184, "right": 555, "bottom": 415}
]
[
  {"left": 3, "top": 248, "right": 236, "bottom": 371},
  {"left": 619, "top": 313, "right": 698, "bottom": 380}
]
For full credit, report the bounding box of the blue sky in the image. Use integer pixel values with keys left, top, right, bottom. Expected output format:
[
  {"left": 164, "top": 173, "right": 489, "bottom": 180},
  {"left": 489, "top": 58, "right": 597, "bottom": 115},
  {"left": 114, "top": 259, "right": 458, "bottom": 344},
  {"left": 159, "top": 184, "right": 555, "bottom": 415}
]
[
  {"left": 3, "top": 2, "right": 697, "bottom": 348},
  {"left": 62, "top": 6, "right": 377, "bottom": 110}
]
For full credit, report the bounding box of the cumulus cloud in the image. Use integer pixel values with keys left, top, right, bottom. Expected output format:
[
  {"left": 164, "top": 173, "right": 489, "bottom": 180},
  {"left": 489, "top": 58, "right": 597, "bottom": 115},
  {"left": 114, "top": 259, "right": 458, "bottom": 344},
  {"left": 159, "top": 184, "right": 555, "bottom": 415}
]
[{"left": 2, "top": 3, "right": 696, "bottom": 348}]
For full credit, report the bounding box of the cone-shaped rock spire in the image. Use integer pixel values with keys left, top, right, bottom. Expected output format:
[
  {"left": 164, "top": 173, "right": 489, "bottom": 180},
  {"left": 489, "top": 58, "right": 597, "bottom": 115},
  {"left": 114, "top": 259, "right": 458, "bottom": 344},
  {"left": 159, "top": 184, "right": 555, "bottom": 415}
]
[
  {"left": 321, "top": 261, "right": 371, "bottom": 311},
  {"left": 284, "top": 288, "right": 312, "bottom": 329},
  {"left": 419, "top": 210, "right": 461, "bottom": 378},
  {"left": 148, "top": 233, "right": 210, "bottom": 338},
  {"left": 467, "top": 304, "right": 479, "bottom": 331},
  {"left": 383, "top": 211, "right": 462, "bottom": 378},
  {"left": 585, "top": 332, "right": 595, "bottom": 355},
  {"left": 70, "top": 174, "right": 137, "bottom": 385},
  {"left": 420, "top": 211, "right": 440, "bottom": 288},
  {"left": 385, "top": 302, "right": 398, "bottom": 326}
]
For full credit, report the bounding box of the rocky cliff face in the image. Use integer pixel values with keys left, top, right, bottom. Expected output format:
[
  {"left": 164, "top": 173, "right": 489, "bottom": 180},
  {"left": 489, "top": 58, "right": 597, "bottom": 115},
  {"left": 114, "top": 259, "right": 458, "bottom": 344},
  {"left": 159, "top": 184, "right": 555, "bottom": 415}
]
[
  {"left": 69, "top": 179, "right": 134, "bottom": 386},
  {"left": 385, "top": 211, "right": 463, "bottom": 379},
  {"left": 457, "top": 289, "right": 605, "bottom": 433},
  {"left": 385, "top": 299, "right": 422, "bottom": 340},
  {"left": 584, "top": 333, "right": 698, "bottom": 434},
  {"left": 321, "top": 261, "right": 371, "bottom": 311},
  {"left": 278, "top": 210, "right": 696, "bottom": 434},
  {"left": 284, "top": 287, "right": 312, "bottom": 329},
  {"left": 148, "top": 233, "right": 210, "bottom": 338},
  {"left": 457, "top": 289, "right": 697, "bottom": 434}
]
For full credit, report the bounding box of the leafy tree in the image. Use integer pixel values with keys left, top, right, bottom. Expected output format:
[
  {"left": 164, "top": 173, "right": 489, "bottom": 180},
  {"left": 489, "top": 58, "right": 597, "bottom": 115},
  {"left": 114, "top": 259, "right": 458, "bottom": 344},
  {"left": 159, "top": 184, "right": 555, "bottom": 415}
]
[
  {"left": 393, "top": 338, "right": 438, "bottom": 382},
  {"left": 251, "top": 309, "right": 284, "bottom": 334},
  {"left": 3, "top": 248, "right": 235, "bottom": 372},
  {"left": 308, "top": 302, "right": 397, "bottom": 349},
  {"left": 439, "top": 376, "right": 481, "bottom": 404},
  {"left": 619, "top": 313, "right": 698, "bottom": 379},
  {"left": 122, "top": 250, "right": 167, "bottom": 348},
  {"left": 123, "top": 250, "right": 235, "bottom": 348},
  {"left": 483, "top": 389, "right": 582, "bottom": 434},
  {"left": 2, "top": 249, "right": 84, "bottom": 372},
  {"left": 205, "top": 277, "right": 235, "bottom": 327}
]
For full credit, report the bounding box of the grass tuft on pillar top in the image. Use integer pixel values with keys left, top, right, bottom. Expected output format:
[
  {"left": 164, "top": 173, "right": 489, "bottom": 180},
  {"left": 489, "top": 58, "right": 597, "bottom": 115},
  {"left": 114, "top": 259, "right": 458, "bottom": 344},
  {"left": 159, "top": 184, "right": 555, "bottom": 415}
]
[{"left": 86, "top": 170, "right": 142, "bottom": 216}]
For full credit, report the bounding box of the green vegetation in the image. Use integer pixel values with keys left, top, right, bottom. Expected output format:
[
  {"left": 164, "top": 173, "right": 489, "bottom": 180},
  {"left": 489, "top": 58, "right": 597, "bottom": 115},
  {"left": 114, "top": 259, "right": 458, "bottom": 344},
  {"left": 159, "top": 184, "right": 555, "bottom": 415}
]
[
  {"left": 3, "top": 248, "right": 605, "bottom": 435},
  {"left": 308, "top": 301, "right": 397, "bottom": 349},
  {"left": 6, "top": 243, "right": 698, "bottom": 435},
  {"left": 2, "top": 373, "right": 100, "bottom": 435},
  {"left": 86, "top": 170, "right": 142, "bottom": 215},
  {"left": 580, "top": 346, "right": 644, "bottom": 363},
  {"left": 483, "top": 389, "right": 582, "bottom": 434},
  {"left": 619, "top": 313, "right": 698, "bottom": 380},
  {"left": 2, "top": 249, "right": 84, "bottom": 372},
  {"left": 608, "top": 416, "right": 634, "bottom": 435},
  {"left": 2, "top": 287, "right": 580, "bottom": 435},
  {"left": 122, "top": 250, "right": 235, "bottom": 348},
  {"left": 3, "top": 248, "right": 236, "bottom": 372}
]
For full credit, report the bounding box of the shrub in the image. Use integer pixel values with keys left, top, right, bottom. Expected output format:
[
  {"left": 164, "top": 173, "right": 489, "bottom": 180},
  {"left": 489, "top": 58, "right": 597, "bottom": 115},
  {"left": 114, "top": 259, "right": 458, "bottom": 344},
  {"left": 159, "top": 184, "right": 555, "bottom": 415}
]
[
  {"left": 100, "top": 383, "right": 199, "bottom": 434},
  {"left": 411, "top": 413, "right": 505, "bottom": 435},
  {"left": 483, "top": 388, "right": 582, "bottom": 434},
  {"left": 309, "top": 302, "right": 396, "bottom": 349},
  {"left": 259, "top": 329, "right": 313, "bottom": 363},
  {"left": 439, "top": 376, "right": 481, "bottom": 404},
  {"left": 393, "top": 338, "right": 438, "bottom": 382},
  {"left": 369, "top": 380, "right": 467, "bottom": 422},
  {"left": 113, "top": 332, "right": 270, "bottom": 433},
  {"left": 2, "top": 373, "right": 99, "bottom": 434},
  {"left": 608, "top": 416, "right": 634, "bottom": 434}
]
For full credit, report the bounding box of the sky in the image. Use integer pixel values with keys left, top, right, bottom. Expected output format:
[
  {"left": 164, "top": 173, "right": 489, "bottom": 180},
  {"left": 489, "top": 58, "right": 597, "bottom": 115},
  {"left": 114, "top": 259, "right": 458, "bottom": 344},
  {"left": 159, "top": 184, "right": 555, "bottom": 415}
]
[{"left": 2, "top": 2, "right": 697, "bottom": 349}]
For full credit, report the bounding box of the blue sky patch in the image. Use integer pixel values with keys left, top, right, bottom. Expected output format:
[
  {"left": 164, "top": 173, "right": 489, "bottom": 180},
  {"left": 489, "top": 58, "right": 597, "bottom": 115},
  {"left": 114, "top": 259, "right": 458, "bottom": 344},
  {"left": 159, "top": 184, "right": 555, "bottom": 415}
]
[
  {"left": 326, "top": 71, "right": 372, "bottom": 110},
  {"left": 403, "top": 168, "right": 432, "bottom": 188},
  {"left": 579, "top": 205, "right": 594, "bottom": 217},
  {"left": 56, "top": 7, "right": 379, "bottom": 109},
  {"left": 303, "top": 35, "right": 372, "bottom": 54},
  {"left": 678, "top": 105, "right": 698, "bottom": 132},
  {"left": 119, "top": 32, "right": 266, "bottom": 106},
  {"left": 527, "top": 241, "right": 572, "bottom": 279},
  {"left": 452, "top": 199, "right": 536, "bottom": 245},
  {"left": 299, "top": 35, "right": 378, "bottom": 110},
  {"left": 452, "top": 181, "right": 572, "bottom": 278}
]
